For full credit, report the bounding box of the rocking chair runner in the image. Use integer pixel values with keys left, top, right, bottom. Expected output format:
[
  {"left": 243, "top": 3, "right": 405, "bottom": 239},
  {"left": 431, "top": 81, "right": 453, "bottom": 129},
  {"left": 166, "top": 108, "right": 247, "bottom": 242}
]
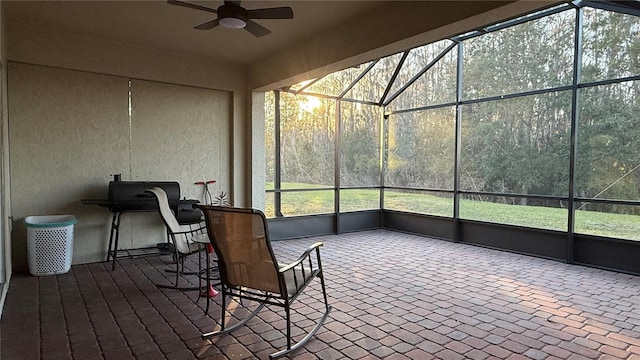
[{"left": 196, "top": 205, "right": 332, "bottom": 359}]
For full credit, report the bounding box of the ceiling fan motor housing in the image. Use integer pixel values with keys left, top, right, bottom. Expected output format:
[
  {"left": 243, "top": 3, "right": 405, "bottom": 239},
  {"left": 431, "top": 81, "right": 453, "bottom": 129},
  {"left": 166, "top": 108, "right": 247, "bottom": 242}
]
[{"left": 218, "top": 4, "right": 248, "bottom": 28}]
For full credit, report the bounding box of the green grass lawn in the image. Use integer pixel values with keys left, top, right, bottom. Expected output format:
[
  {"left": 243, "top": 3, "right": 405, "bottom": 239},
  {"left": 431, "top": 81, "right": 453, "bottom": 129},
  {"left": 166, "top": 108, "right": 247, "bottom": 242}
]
[{"left": 265, "top": 183, "right": 640, "bottom": 241}]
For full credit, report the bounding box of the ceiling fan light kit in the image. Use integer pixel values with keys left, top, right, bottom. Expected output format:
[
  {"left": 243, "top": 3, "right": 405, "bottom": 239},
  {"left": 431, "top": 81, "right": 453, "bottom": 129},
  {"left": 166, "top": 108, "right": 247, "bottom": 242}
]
[
  {"left": 219, "top": 17, "right": 246, "bottom": 29},
  {"left": 168, "top": 0, "right": 294, "bottom": 37},
  {"left": 218, "top": 4, "right": 247, "bottom": 28}
]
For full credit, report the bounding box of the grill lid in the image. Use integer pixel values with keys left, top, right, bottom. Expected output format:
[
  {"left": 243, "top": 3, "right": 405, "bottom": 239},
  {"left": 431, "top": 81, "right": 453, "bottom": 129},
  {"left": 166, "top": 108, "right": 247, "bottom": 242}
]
[
  {"left": 83, "top": 180, "right": 202, "bottom": 224},
  {"left": 108, "top": 181, "right": 181, "bottom": 212}
]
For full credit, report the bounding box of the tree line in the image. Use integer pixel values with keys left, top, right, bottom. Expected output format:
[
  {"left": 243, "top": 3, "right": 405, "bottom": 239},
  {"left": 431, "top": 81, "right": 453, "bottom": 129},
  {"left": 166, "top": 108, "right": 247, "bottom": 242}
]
[{"left": 266, "top": 6, "right": 639, "bottom": 214}]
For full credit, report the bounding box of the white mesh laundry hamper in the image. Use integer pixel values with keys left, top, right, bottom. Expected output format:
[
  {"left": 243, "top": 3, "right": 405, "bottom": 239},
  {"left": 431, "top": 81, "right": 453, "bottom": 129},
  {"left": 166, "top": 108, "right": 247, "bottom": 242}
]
[{"left": 25, "top": 215, "right": 77, "bottom": 276}]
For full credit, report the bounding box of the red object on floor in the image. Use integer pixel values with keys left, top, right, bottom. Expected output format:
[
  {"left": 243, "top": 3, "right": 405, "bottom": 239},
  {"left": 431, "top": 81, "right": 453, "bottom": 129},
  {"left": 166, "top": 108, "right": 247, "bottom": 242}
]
[{"left": 203, "top": 284, "right": 219, "bottom": 298}]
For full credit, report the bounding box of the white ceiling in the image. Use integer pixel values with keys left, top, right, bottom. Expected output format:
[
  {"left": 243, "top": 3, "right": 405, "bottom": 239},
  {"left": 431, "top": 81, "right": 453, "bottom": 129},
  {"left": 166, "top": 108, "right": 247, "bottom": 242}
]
[{"left": 3, "top": 0, "right": 389, "bottom": 65}]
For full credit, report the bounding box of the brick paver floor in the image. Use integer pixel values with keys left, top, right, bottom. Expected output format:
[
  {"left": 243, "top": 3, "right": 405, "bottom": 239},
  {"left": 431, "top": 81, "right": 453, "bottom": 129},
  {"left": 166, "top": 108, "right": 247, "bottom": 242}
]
[{"left": 2, "top": 230, "right": 640, "bottom": 359}]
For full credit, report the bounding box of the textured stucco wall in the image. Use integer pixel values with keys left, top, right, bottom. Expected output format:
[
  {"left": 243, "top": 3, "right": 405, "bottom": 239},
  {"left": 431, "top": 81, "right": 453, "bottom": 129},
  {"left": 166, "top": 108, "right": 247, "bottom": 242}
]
[
  {"left": 8, "top": 63, "right": 130, "bottom": 268},
  {"left": 7, "top": 21, "right": 247, "bottom": 93},
  {"left": 129, "top": 79, "right": 231, "bottom": 200},
  {"left": 8, "top": 64, "right": 233, "bottom": 269},
  {"left": 0, "top": 1, "right": 10, "bottom": 300},
  {"left": 251, "top": 93, "right": 266, "bottom": 211},
  {"left": 6, "top": 19, "right": 251, "bottom": 205},
  {"left": 5, "top": 20, "right": 248, "bottom": 271}
]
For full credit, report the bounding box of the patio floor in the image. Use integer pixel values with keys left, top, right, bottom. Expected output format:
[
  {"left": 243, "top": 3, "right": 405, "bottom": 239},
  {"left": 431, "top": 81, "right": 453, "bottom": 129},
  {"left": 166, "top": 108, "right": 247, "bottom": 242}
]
[{"left": 2, "top": 229, "right": 640, "bottom": 360}]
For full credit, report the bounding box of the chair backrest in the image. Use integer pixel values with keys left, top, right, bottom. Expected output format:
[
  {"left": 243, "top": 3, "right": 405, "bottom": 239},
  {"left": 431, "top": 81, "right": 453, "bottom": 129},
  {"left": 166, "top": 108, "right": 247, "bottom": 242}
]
[
  {"left": 147, "top": 187, "right": 191, "bottom": 254},
  {"left": 198, "top": 205, "right": 281, "bottom": 294}
]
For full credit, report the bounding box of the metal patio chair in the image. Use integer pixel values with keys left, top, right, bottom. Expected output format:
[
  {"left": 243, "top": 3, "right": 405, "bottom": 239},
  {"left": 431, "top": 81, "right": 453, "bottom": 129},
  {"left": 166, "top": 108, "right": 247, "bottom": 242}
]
[
  {"left": 196, "top": 205, "right": 332, "bottom": 359},
  {"left": 147, "top": 187, "right": 218, "bottom": 293}
]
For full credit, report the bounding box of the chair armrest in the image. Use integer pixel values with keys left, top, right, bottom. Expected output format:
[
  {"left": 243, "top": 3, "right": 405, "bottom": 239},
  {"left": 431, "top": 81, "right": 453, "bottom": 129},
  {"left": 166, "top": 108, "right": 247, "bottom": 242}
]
[{"left": 279, "top": 242, "right": 324, "bottom": 273}]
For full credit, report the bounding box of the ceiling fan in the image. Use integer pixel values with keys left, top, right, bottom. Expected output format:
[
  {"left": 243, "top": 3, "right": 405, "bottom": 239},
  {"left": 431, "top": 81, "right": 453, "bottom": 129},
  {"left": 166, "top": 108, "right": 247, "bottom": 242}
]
[{"left": 168, "top": 0, "right": 294, "bottom": 37}]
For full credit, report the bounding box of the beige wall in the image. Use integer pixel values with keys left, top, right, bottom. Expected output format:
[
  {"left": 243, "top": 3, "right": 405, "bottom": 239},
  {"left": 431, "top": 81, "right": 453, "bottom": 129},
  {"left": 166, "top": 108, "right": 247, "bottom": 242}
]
[
  {"left": 7, "top": 21, "right": 251, "bottom": 204},
  {"left": 8, "top": 63, "right": 234, "bottom": 269},
  {"left": 130, "top": 80, "right": 231, "bottom": 198},
  {"left": 6, "top": 22, "right": 248, "bottom": 270},
  {"left": 0, "top": 0, "right": 10, "bottom": 311},
  {"left": 251, "top": 93, "right": 266, "bottom": 211},
  {"left": 7, "top": 21, "right": 246, "bottom": 92},
  {"left": 8, "top": 63, "right": 130, "bottom": 267}
]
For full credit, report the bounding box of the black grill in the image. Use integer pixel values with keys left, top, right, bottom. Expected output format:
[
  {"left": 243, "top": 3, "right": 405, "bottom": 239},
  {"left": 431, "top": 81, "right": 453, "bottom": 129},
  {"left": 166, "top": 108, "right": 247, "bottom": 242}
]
[
  {"left": 83, "top": 180, "right": 201, "bottom": 224},
  {"left": 82, "top": 177, "right": 203, "bottom": 270},
  {"left": 107, "top": 181, "right": 180, "bottom": 212}
]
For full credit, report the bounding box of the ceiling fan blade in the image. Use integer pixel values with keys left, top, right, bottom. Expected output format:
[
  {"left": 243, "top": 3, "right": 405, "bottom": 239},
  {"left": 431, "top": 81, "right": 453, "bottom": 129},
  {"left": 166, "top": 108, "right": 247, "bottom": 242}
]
[
  {"left": 167, "top": 0, "right": 217, "bottom": 14},
  {"left": 244, "top": 19, "right": 271, "bottom": 37},
  {"left": 223, "top": 0, "right": 242, "bottom": 6},
  {"left": 194, "top": 19, "right": 220, "bottom": 30},
  {"left": 247, "top": 7, "right": 293, "bottom": 19}
]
